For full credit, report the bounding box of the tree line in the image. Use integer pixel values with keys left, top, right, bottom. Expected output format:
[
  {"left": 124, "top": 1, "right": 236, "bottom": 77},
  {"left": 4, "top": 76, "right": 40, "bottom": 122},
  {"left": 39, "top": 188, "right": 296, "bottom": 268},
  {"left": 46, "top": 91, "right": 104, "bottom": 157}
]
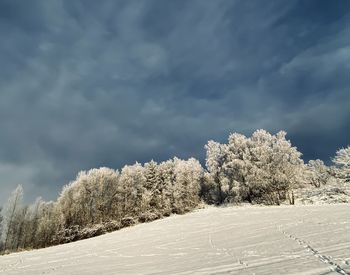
[{"left": 0, "top": 129, "right": 349, "bottom": 254}]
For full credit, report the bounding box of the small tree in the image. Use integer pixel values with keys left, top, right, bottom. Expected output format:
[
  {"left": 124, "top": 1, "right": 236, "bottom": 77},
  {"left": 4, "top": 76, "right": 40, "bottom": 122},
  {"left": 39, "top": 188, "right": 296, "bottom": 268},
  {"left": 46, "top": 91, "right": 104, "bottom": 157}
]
[
  {"left": 306, "top": 159, "right": 330, "bottom": 187},
  {"left": 332, "top": 146, "right": 350, "bottom": 182}
]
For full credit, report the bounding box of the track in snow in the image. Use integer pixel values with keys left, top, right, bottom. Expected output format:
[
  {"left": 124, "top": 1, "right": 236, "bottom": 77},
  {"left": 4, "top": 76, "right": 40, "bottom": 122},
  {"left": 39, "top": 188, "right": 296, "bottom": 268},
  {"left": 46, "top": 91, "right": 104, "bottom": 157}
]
[
  {"left": 0, "top": 204, "right": 349, "bottom": 274},
  {"left": 279, "top": 226, "right": 348, "bottom": 274}
]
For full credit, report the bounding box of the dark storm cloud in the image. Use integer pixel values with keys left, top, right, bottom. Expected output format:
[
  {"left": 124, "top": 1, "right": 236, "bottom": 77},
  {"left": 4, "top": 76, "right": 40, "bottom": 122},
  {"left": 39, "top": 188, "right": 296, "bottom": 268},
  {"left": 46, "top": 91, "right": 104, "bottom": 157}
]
[{"left": 0, "top": 0, "right": 349, "bottom": 203}]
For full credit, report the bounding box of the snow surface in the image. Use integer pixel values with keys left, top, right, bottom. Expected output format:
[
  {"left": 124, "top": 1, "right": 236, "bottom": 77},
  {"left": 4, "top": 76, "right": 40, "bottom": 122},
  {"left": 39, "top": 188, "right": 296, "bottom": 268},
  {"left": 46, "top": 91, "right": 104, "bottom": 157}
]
[{"left": 0, "top": 204, "right": 349, "bottom": 275}]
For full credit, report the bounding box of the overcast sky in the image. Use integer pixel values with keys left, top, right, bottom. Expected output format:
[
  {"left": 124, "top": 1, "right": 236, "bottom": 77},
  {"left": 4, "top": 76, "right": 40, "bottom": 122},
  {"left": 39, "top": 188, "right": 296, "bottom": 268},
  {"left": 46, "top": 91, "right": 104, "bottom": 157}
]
[{"left": 0, "top": 0, "right": 350, "bottom": 204}]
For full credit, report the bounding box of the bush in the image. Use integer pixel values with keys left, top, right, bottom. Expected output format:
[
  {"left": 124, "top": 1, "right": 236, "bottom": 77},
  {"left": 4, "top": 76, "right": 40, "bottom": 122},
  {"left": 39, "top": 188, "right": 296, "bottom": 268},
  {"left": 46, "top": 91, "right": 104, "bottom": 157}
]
[
  {"left": 138, "top": 212, "right": 160, "bottom": 223},
  {"left": 121, "top": 217, "right": 137, "bottom": 227},
  {"left": 52, "top": 221, "right": 122, "bottom": 245}
]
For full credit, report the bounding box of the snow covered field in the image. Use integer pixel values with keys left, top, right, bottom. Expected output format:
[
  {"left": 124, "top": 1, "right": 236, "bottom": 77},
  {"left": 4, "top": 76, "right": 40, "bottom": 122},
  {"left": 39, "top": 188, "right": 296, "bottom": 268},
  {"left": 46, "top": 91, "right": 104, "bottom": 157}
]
[{"left": 0, "top": 204, "right": 349, "bottom": 275}]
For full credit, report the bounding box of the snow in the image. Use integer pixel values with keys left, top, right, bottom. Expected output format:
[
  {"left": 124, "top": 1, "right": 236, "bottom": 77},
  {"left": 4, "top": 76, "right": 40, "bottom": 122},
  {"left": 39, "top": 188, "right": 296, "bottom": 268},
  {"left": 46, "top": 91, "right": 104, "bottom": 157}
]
[
  {"left": 295, "top": 180, "right": 350, "bottom": 205},
  {"left": 0, "top": 204, "right": 349, "bottom": 274}
]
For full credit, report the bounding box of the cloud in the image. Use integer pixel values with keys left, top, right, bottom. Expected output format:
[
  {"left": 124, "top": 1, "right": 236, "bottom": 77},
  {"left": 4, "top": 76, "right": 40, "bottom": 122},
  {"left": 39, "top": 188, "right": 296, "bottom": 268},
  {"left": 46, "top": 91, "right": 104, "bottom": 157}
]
[{"left": 0, "top": 0, "right": 349, "bottom": 203}]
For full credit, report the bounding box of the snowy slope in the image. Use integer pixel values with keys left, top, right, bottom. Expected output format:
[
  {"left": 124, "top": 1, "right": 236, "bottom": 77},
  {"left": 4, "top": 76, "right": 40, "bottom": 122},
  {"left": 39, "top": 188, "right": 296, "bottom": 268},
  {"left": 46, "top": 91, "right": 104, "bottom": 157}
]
[{"left": 0, "top": 204, "right": 349, "bottom": 275}]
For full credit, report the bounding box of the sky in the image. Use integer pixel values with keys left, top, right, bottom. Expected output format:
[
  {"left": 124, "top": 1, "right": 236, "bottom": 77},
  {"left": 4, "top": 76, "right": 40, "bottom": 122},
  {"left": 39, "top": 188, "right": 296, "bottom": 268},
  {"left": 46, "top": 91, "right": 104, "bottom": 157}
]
[{"left": 0, "top": 0, "right": 350, "bottom": 204}]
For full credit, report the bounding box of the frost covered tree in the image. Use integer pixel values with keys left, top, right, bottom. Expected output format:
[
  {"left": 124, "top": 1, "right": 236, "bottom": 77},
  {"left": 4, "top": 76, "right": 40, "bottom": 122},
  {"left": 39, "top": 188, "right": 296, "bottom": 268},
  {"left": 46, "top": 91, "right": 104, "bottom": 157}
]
[
  {"left": 306, "top": 159, "right": 330, "bottom": 187},
  {"left": 54, "top": 159, "right": 204, "bottom": 231},
  {"left": 0, "top": 195, "right": 60, "bottom": 250},
  {"left": 16, "top": 198, "right": 42, "bottom": 249},
  {"left": 57, "top": 182, "right": 77, "bottom": 227},
  {"left": 246, "top": 130, "right": 304, "bottom": 204},
  {"left": 0, "top": 128, "right": 315, "bottom": 254},
  {"left": 81, "top": 168, "right": 120, "bottom": 222},
  {"left": 332, "top": 146, "right": 350, "bottom": 182},
  {"left": 0, "top": 188, "right": 50, "bottom": 251},
  {"left": 204, "top": 141, "right": 229, "bottom": 204},
  {"left": 157, "top": 159, "right": 176, "bottom": 215},
  {"left": 35, "top": 201, "right": 60, "bottom": 248},
  {"left": 144, "top": 160, "right": 165, "bottom": 212},
  {"left": 19, "top": 197, "right": 58, "bottom": 249},
  {"left": 205, "top": 132, "right": 254, "bottom": 203},
  {"left": 225, "top": 132, "right": 252, "bottom": 202},
  {"left": 119, "top": 163, "right": 146, "bottom": 217},
  {"left": 1, "top": 185, "right": 24, "bottom": 251},
  {"left": 57, "top": 168, "right": 120, "bottom": 227},
  {"left": 205, "top": 130, "right": 304, "bottom": 204},
  {"left": 173, "top": 158, "right": 203, "bottom": 213}
]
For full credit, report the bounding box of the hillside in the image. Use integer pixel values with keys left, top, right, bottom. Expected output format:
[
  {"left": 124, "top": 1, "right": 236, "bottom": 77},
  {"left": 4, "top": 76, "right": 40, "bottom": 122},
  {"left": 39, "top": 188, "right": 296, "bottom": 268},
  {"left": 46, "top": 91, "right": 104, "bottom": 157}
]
[{"left": 0, "top": 204, "right": 349, "bottom": 275}]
